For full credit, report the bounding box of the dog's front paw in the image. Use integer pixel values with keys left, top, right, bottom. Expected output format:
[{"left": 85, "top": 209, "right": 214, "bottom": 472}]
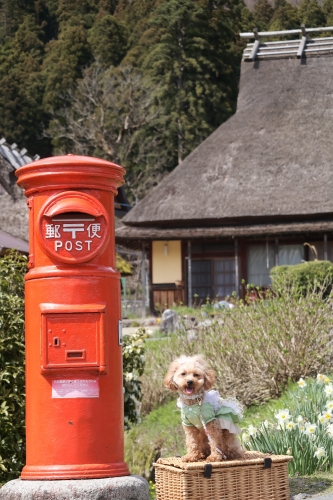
[
  {"left": 181, "top": 452, "right": 204, "bottom": 462},
  {"left": 206, "top": 453, "right": 224, "bottom": 462}
]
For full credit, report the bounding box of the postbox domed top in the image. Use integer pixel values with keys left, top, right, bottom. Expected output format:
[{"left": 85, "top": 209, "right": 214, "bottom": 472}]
[{"left": 16, "top": 154, "right": 125, "bottom": 196}]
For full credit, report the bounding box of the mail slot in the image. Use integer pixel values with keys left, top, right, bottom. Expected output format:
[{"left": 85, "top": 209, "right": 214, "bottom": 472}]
[{"left": 15, "top": 155, "right": 129, "bottom": 480}]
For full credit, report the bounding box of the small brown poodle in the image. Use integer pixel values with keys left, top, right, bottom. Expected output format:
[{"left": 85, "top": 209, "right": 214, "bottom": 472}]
[{"left": 164, "top": 355, "right": 244, "bottom": 462}]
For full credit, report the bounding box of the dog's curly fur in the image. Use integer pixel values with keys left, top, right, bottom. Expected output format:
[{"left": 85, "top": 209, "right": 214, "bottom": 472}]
[{"left": 164, "top": 355, "right": 244, "bottom": 462}]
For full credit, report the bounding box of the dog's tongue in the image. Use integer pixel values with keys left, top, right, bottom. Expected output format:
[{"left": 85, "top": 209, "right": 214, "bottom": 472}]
[{"left": 185, "top": 387, "right": 194, "bottom": 395}]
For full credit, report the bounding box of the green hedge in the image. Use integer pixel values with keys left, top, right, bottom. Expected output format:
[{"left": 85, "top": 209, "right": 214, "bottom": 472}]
[
  {"left": 271, "top": 260, "right": 333, "bottom": 295},
  {"left": 0, "top": 250, "right": 26, "bottom": 479}
]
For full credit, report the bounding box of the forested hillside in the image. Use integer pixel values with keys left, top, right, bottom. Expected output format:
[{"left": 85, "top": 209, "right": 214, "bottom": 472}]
[{"left": 0, "top": 0, "right": 332, "bottom": 200}]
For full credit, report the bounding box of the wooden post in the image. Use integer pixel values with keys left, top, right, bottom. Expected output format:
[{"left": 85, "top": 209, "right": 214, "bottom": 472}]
[
  {"left": 141, "top": 243, "right": 146, "bottom": 320},
  {"left": 235, "top": 239, "right": 239, "bottom": 296},
  {"left": 188, "top": 240, "right": 192, "bottom": 307},
  {"left": 324, "top": 233, "right": 328, "bottom": 260},
  {"left": 274, "top": 238, "right": 279, "bottom": 266}
]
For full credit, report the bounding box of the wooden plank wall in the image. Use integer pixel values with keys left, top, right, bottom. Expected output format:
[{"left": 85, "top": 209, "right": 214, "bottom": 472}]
[{"left": 153, "top": 288, "right": 185, "bottom": 310}]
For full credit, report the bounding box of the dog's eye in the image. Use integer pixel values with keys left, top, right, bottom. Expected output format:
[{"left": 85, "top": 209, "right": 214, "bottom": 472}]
[
  {"left": 181, "top": 372, "right": 186, "bottom": 376},
  {"left": 194, "top": 373, "right": 199, "bottom": 377}
]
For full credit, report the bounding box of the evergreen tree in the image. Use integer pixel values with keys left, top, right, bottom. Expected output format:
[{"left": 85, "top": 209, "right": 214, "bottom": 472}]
[
  {"left": 253, "top": 0, "right": 274, "bottom": 30},
  {"left": 298, "top": 0, "right": 325, "bottom": 28},
  {"left": 241, "top": 6, "right": 255, "bottom": 32},
  {"left": 88, "top": 14, "right": 128, "bottom": 66},
  {"left": 138, "top": 0, "right": 241, "bottom": 167},
  {"left": 270, "top": 2, "right": 299, "bottom": 30},
  {"left": 0, "top": 14, "right": 48, "bottom": 155},
  {"left": 322, "top": 0, "right": 333, "bottom": 25},
  {"left": 42, "top": 20, "right": 92, "bottom": 111}
]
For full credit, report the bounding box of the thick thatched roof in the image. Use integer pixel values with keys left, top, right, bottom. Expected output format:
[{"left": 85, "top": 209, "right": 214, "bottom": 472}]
[
  {"left": 122, "top": 51, "right": 333, "bottom": 230},
  {"left": 0, "top": 139, "right": 37, "bottom": 242}
]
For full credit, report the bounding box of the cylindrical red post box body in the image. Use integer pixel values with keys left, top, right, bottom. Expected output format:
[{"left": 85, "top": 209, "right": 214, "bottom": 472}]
[{"left": 16, "top": 155, "right": 130, "bottom": 480}]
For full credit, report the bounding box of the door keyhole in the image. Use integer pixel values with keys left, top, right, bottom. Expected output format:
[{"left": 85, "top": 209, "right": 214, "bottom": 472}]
[{"left": 53, "top": 337, "right": 60, "bottom": 347}]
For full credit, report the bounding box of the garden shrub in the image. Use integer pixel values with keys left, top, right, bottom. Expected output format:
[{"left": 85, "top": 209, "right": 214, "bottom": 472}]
[
  {"left": 140, "top": 276, "right": 333, "bottom": 414},
  {"left": 271, "top": 260, "right": 333, "bottom": 296},
  {"left": 0, "top": 250, "right": 27, "bottom": 480},
  {"left": 123, "top": 327, "right": 148, "bottom": 429}
]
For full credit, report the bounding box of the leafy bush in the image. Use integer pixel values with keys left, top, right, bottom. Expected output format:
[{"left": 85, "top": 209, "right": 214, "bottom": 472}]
[
  {"left": 140, "top": 277, "right": 333, "bottom": 414},
  {"left": 271, "top": 260, "right": 333, "bottom": 296},
  {"left": 0, "top": 250, "right": 27, "bottom": 480},
  {"left": 122, "top": 327, "right": 148, "bottom": 429},
  {"left": 242, "top": 375, "right": 333, "bottom": 475}
]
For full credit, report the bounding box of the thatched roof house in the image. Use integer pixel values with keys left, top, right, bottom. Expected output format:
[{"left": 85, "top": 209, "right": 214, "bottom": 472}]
[
  {"left": 0, "top": 138, "right": 37, "bottom": 252},
  {"left": 116, "top": 27, "right": 333, "bottom": 310}
]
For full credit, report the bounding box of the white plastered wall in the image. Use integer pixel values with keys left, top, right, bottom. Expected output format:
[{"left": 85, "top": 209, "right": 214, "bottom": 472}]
[{"left": 152, "top": 240, "right": 182, "bottom": 284}]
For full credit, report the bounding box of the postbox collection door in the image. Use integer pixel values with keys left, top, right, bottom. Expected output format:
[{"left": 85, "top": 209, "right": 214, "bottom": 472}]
[{"left": 41, "top": 308, "right": 106, "bottom": 374}]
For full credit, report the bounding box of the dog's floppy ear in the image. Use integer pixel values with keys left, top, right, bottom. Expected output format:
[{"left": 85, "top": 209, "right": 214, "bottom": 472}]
[
  {"left": 203, "top": 367, "right": 216, "bottom": 390},
  {"left": 192, "top": 354, "right": 216, "bottom": 390},
  {"left": 163, "top": 359, "right": 180, "bottom": 392}
]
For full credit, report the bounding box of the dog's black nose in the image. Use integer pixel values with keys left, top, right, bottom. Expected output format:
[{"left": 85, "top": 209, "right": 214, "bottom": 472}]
[{"left": 187, "top": 380, "right": 193, "bottom": 386}]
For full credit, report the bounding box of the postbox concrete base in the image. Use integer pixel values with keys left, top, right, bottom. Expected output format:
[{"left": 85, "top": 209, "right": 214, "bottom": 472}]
[{"left": 0, "top": 475, "right": 149, "bottom": 500}]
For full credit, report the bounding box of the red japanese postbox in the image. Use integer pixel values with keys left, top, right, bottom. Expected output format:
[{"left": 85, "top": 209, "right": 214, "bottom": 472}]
[{"left": 15, "top": 155, "right": 130, "bottom": 480}]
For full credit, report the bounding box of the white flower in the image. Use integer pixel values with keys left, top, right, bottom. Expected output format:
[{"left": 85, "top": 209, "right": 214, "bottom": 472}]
[
  {"left": 304, "top": 423, "right": 317, "bottom": 436},
  {"left": 324, "top": 376, "right": 331, "bottom": 384},
  {"left": 318, "top": 414, "right": 327, "bottom": 424},
  {"left": 317, "top": 374, "right": 326, "bottom": 384},
  {"left": 146, "top": 329, "right": 154, "bottom": 336},
  {"left": 286, "top": 421, "right": 296, "bottom": 431},
  {"left": 326, "top": 424, "right": 333, "bottom": 437},
  {"left": 299, "top": 424, "right": 306, "bottom": 432},
  {"left": 297, "top": 378, "right": 307, "bottom": 388},
  {"left": 242, "top": 432, "right": 251, "bottom": 444},
  {"left": 296, "top": 415, "right": 304, "bottom": 423},
  {"left": 125, "top": 372, "right": 134, "bottom": 381},
  {"left": 326, "top": 401, "right": 333, "bottom": 411},
  {"left": 323, "top": 411, "right": 332, "bottom": 422},
  {"left": 248, "top": 425, "right": 258, "bottom": 436},
  {"left": 286, "top": 447, "right": 292, "bottom": 455},
  {"left": 275, "top": 409, "right": 290, "bottom": 424},
  {"left": 325, "top": 384, "right": 333, "bottom": 397},
  {"left": 314, "top": 447, "right": 327, "bottom": 459}
]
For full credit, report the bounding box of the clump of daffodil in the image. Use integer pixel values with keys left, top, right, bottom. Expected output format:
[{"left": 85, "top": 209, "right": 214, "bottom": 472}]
[
  {"left": 248, "top": 424, "right": 258, "bottom": 436},
  {"left": 242, "top": 432, "right": 251, "bottom": 444},
  {"left": 318, "top": 411, "right": 332, "bottom": 424},
  {"left": 325, "top": 384, "right": 333, "bottom": 397},
  {"left": 326, "top": 423, "right": 333, "bottom": 437},
  {"left": 304, "top": 422, "right": 317, "bottom": 437},
  {"left": 326, "top": 400, "right": 333, "bottom": 411},
  {"left": 297, "top": 378, "right": 307, "bottom": 388},
  {"left": 286, "top": 421, "right": 296, "bottom": 431},
  {"left": 314, "top": 447, "right": 327, "bottom": 459},
  {"left": 275, "top": 409, "right": 290, "bottom": 425},
  {"left": 317, "top": 373, "right": 326, "bottom": 384}
]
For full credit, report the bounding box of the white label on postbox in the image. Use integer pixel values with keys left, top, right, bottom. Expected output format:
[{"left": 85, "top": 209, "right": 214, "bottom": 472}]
[{"left": 51, "top": 379, "right": 99, "bottom": 398}]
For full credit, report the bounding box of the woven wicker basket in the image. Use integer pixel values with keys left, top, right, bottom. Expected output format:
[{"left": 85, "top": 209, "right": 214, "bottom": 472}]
[{"left": 154, "top": 451, "right": 293, "bottom": 500}]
